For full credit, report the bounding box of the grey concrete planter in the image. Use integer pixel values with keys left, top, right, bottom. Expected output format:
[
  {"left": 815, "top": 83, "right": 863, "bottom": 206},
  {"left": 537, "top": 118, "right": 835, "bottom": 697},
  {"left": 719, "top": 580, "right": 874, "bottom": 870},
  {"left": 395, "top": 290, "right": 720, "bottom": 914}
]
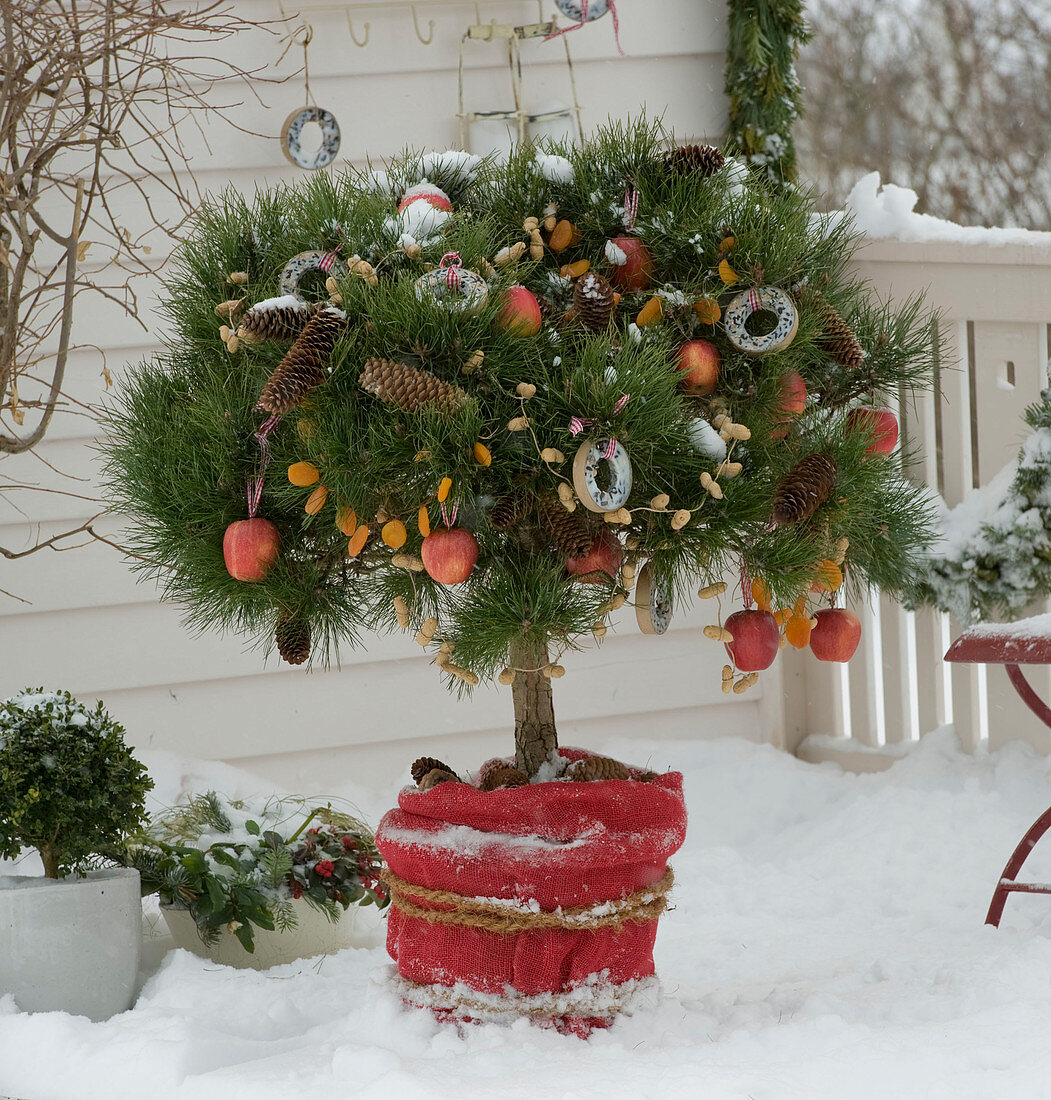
[{"left": 0, "top": 867, "right": 141, "bottom": 1020}]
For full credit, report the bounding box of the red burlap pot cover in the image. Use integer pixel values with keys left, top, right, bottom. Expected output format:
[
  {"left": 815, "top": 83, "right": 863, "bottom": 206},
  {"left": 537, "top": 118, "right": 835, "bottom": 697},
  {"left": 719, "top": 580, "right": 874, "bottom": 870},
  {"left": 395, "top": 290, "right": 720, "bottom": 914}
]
[{"left": 376, "top": 749, "right": 687, "bottom": 1031}]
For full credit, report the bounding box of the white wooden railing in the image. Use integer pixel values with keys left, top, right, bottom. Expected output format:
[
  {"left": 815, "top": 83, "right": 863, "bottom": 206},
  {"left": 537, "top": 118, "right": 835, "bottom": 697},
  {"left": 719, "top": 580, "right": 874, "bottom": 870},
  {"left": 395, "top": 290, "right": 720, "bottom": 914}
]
[{"left": 795, "top": 237, "right": 1051, "bottom": 768}]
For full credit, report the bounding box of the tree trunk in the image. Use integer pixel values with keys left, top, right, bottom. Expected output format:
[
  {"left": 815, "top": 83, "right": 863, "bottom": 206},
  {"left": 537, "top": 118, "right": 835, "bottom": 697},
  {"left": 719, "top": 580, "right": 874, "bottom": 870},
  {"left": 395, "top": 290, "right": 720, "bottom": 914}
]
[
  {"left": 38, "top": 842, "right": 60, "bottom": 879},
  {"left": 510, "top": 635, "right": 558, "bottom": 777}
]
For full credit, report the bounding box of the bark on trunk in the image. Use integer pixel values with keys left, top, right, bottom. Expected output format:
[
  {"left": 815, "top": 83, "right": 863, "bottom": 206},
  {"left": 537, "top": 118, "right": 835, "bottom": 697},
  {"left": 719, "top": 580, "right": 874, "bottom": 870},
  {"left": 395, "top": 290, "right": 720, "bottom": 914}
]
[
  {"left": 38, "top": 842, "right": 60, "bottom": 879},
  {"left": 510, "top": 635, "right": 558, "bottom": 777}
]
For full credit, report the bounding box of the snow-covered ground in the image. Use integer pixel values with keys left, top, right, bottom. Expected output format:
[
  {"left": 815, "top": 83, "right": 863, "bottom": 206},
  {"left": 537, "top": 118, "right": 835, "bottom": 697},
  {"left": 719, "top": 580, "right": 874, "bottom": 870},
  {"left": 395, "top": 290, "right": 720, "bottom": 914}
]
[{"left": 6, "top": 729, "right": 1051, "bottom": 1099}]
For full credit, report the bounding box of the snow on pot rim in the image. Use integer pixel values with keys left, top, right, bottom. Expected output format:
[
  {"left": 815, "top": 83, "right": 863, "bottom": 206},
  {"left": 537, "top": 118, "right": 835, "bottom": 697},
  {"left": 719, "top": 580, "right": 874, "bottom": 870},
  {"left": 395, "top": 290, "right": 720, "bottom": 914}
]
[{"left": 381, "top": 748, "right": 686, "bottom": 907}]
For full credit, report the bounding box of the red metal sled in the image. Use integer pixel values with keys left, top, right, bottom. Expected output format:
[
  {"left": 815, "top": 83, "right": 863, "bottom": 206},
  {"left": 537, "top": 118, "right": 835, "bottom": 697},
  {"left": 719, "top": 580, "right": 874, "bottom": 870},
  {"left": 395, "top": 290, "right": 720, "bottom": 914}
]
[{"left": 945, "top": 626, "right": 1051, "bottom": 926}]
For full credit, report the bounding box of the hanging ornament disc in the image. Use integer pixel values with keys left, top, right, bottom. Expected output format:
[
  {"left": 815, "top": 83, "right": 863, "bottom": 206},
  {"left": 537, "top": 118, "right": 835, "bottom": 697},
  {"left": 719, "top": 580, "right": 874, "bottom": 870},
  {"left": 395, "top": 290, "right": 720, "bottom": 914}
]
[
  {"left": 572, "top": 438, "right": 633, "bottom": 513},
  {"left": 414, "top": 267, "right": 488, "bottom": 313},
  {"left": 723, "top": 286, "right": 799, "bottom": 356},
  {"left": 281, "top": 107, "right": 341, "bottom": 171},
  {"left": 635, "top": 561, "right": 673, "bottom": 635},
  {"left": 555, "top": 0, "right": 611, "bottom": 20},
  {"left": 279, "top": 250, "right": 345, "bottom": 298}
]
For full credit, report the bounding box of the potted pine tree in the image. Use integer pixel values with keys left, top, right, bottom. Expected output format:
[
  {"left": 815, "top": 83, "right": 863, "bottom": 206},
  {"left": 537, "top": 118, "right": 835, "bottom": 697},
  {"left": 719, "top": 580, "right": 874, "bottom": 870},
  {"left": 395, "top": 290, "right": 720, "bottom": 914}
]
[
  {"left": 102, "top": 120, "right": 938, "bottom": 1031},
  {"left": 0, "top": 689, "right": 152, "bottom": 1020}
]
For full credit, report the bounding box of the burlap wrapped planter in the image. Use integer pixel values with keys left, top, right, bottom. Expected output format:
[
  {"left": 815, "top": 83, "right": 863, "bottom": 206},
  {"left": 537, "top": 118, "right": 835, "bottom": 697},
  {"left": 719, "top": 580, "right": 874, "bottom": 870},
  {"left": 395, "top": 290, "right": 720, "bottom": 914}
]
[{"left": 376, "top": 750, "right": 686, "bottom": 1035}]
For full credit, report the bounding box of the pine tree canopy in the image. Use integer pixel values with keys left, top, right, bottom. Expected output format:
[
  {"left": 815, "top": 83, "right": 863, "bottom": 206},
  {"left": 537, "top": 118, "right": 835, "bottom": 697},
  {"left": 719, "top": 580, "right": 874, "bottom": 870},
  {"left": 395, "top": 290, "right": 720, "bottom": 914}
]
[{"left": 102, "top": 118, "right": 939, "bottom": 699}]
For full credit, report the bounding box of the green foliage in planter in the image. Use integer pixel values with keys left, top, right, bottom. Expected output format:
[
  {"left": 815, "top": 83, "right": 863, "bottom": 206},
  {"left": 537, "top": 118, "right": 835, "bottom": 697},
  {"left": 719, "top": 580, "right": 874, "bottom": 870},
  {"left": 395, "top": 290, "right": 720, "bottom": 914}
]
[
  {"left": 129, "top": 791, "right": 388, "bottom": 953},
  {"left": 0, "top": 688, "right": 153, "bottom": 879}
]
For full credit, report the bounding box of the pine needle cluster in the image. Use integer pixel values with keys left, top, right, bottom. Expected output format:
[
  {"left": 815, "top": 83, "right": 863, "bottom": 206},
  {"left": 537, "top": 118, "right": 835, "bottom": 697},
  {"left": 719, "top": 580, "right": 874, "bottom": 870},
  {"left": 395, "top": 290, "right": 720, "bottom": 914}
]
[{"left": 102, "top": 117, "right": 939, "bottom": 691}]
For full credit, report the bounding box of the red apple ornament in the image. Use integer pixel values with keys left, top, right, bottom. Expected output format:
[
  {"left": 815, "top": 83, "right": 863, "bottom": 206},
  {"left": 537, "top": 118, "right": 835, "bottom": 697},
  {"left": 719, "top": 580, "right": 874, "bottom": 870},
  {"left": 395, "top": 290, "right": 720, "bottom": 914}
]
[
  {"left": 809, "top": 608, "right": 862, "bottom": 662},
  {"left": 421, "top": 527, "right": 479, "bottom": 585},
  {"left": 223, "top": 518, "right": 281, "bottom": 582},
  {"left": 677, "top": 340, "right": 721, "bottom": 395},
  {"left": 724, "top": 609, "right": 780, "bottom": 672},
  {"left": 607, "top": 236, "right": 654, "bottom": 293},
  {"left": 847, "top": 408, "right": 899, "bottom": 455},
  {"left": 566, "top": 529, "right": 623, "bottom": 584},
  {"left": 771, "top": 370, "right": 808, "bottom": 440},
  {"left": 497, "top": 286, "right": 542, "bottom": 337}
]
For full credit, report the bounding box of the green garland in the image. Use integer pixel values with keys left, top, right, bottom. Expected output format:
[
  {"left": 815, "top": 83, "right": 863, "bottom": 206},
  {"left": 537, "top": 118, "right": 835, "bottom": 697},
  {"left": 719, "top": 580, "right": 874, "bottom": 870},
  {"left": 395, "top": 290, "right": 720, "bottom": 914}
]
[{"left": 725, "top": 0, "right": 811, "bottom": 186}]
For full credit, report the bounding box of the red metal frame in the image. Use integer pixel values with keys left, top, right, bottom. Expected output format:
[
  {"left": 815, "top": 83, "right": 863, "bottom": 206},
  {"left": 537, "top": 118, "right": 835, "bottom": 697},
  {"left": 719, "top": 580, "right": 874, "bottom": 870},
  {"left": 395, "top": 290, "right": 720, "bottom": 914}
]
[{"left": 945, "top": 629, "right": 1051, "bottom": 927}]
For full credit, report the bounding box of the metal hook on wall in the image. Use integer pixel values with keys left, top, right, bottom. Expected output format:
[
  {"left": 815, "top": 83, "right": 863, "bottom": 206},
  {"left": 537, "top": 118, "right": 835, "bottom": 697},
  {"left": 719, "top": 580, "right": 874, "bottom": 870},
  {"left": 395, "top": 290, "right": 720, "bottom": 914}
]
[
  {"left": 411, "top": 5, "right": 435, "bottom": 45},
  {"left": 345, "top": 11, "right": 370, "bottom": 47}
]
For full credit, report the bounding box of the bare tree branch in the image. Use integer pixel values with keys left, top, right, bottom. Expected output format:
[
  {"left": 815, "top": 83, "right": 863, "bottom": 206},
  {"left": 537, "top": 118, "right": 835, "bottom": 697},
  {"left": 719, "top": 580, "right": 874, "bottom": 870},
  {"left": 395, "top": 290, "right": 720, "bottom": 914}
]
[{"left": 0, "top": 0, "right": 285, "bottom": 458}]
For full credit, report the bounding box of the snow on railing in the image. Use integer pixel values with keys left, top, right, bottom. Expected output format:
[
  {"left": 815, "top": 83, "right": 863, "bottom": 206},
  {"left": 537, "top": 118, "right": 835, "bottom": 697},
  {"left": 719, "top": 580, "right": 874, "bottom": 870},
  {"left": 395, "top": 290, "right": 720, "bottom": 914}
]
[{"left": 795, "top": 179, "right": 1051, "bottom": 764}]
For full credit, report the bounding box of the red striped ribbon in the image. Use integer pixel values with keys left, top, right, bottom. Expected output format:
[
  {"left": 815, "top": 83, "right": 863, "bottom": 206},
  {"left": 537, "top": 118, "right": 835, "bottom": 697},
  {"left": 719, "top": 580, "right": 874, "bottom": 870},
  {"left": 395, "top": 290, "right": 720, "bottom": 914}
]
[
  {"left": 748, "top": 287, "right": 760, "bottom": 313},
  {"left": 318, "top": 243, "right": 342, "bottom": 273},
  {"left": 440, "top": 500, "right": 458, "bottom": 528},
  {"left": 568, "top": 394, "right": 629, "bottom": 438},
  {"left": 246, "top": 412, "right": 282, "bottom": 517},
  {"left": 544, "top": 1, "right": 625, "bottom": 57},
  {"left": 623, "top": 186, "right": 639, "bottom": 231},
  {"left": 439, "top": 251, "right": 462, "bottom": 290}
]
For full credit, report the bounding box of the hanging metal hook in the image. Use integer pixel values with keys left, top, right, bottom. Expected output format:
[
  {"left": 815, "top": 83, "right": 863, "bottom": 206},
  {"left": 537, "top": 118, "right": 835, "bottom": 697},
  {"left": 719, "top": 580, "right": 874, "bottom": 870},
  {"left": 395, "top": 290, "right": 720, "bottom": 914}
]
[
  {"left": 346, "top": 12, "right": 370, "bottom": 47},
  {"left": 411, "top": 5, "right": 435, "bottom": 45}
]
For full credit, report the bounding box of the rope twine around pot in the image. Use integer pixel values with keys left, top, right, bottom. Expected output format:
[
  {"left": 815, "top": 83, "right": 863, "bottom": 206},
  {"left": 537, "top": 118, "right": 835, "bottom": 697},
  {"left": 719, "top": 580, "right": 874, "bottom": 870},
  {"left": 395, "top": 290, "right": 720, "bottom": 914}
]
[{"left": 379, "top": 866, "right": 674, "bottom": 935}]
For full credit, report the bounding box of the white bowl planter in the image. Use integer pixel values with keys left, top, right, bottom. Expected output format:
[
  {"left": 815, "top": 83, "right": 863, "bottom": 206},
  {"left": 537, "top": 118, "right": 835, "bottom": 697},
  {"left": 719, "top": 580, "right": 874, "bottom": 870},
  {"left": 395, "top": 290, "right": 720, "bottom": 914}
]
[
  {"left": 0, "top": 867, "right": 141, "bottom": 1020},
  {"left": 162, "top": 897, "right": 376, "bottom": 969}
]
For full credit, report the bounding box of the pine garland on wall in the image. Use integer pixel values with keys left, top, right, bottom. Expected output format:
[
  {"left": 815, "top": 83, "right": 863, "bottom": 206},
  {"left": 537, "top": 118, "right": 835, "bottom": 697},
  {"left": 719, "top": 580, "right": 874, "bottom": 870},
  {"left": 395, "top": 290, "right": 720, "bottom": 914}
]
[{"left": 725, "top": 0, "right": 811, "bottom": 187}]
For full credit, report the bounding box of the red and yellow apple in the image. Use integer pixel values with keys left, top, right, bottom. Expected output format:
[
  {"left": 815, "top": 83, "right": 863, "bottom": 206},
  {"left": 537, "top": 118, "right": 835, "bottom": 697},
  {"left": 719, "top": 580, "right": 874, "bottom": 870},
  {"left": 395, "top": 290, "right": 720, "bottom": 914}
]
[
  {"left": 421, "top": 527, "right": 479, "bottom": 585},
  {"left": 676, "top": 340, "right": 721, "bottom": 395},
  {"left": 607, "top": 236, "right": 654, "bottom": 293},
  {"left": 497, "top": 285, "right": 542, "bottom": 337},
  {"left": 846, "top": 408, "right": 899, "bottom": 455},
  {"left": 724, "top": 609, "right": 780, "bottom": 672},
  {"left": 223, "top": 518, "right": 281, "bottom": 582},
  {"left": 809, "top": 608, "right": 862, "bottom": 662},
  {"left": 771, "top": 370, "right": 808, "bottom": 440},
  {"left": 566, "top": 529, "right": 623, "bottom": 584}
]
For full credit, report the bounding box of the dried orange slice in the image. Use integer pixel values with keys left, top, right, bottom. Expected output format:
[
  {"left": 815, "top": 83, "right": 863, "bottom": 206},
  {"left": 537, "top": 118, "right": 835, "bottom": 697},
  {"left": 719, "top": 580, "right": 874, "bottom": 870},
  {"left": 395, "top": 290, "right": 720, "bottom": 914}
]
[
  {"left": 693, "top": 297, "right": 721, "bottom": 325},
  {"left": 304, "top": 485, "right": 328, "bottom": 515},
  {"left": 636, "top": 296, "right": 663, "bottom": 328},
  {"left": 382, "top": 519, "right": 407, "bottom": 549},
  {"left": 347, "top": 524, "right": 369, "bottom": 557},
  {"left": 288, "top": 461, "right": 320, "bottom": 487},
  {"left": 786, "top": 613, "right": 812, "bottom": 649},
  {"left": 335, "top": 506, "right": 357, "bottom": 536}
]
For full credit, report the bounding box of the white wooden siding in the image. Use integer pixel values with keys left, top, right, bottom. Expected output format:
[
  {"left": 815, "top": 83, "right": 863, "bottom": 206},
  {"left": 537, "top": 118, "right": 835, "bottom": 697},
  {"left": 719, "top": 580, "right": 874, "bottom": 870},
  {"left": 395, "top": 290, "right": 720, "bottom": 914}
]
[
  {"left": 792, "top": 238, "right": 1051, "bottom": 768},
  {"left": 0, "top": 0, "right": 750, "bottom": 789}
]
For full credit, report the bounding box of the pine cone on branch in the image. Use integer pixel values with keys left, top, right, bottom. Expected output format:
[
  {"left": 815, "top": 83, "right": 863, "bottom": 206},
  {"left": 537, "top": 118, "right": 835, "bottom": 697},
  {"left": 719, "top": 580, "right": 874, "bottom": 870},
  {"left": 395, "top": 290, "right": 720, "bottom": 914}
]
[
  {"left": 237, "top": 298, "right": 314, "bottom": 344},
  {"left": 490, "top": 490, "right": 529, "bottom": 532},
  {"left": 573, "top": 272, "right": 616, "bottom": 333},
  {"left": 257, "top": 307, "right": 346, "bottom": 415},
  {"left": 804, "top": 289, "right": 865, "bottom": 370},
  {"left": 359, "top": 358, "right": 466, "bottom": 414},
  {"left": 662, "top": 143, "right": 725, "bottom": 179},
  {"left": 772, "top": 452, "right": 837, "bottom": 525},
  {"left": 276, "top": 616, "right": 310, "bottom": 665},
  {"left": 540, "top": 497, "right": 593, "bottom": 557}
]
